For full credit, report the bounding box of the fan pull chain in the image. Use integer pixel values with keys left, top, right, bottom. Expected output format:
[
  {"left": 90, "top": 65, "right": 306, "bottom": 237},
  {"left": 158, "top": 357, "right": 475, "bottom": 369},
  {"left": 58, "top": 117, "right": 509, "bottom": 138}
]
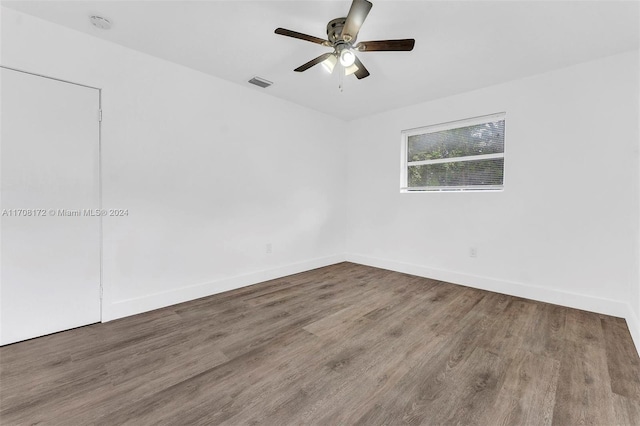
[{"left": 338, "top": 65, "right": 345, "bottom": 92}]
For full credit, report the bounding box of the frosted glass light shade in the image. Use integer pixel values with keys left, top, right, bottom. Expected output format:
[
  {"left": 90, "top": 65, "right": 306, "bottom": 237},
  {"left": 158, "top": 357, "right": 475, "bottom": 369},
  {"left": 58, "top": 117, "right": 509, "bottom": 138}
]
[{"left": 322, "top": 54, "right": 338, "bottom": 73}]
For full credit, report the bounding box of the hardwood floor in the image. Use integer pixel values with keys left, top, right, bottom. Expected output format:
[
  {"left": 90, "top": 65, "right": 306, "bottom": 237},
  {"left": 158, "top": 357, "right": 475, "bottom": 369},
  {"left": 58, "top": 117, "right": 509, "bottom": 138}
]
[{"left": 1, "top": 262, "right": 639, "bottom": 425}]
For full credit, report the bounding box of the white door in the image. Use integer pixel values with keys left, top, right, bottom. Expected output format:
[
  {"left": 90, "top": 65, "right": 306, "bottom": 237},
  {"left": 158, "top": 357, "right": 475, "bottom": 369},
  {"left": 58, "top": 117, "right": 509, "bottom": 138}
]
[{"left": 0, "top": 68, "right": 101, "bottom": 345}]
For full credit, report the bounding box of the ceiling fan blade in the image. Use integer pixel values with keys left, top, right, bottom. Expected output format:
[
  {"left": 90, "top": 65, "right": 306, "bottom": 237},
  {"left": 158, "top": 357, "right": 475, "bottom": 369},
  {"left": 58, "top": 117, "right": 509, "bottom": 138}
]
[
  {"left": 294, "top": 53, "right": 334, "bottom": 72},
  {"left": 275, "top": 28, "right": 328, "bottom": 45},
  {"left": 353, "top": 55, "right": 370, "bottom": 79},
  {"left": 342, "top": 0, "right": 373, "bottom": 42},
  {"left": 355, "top": 39, "right": 416, "bottom": 52}
]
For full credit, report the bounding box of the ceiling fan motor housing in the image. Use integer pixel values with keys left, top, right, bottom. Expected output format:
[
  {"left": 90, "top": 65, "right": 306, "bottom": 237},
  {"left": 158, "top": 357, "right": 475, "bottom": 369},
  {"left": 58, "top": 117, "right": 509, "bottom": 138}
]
[{"left": 327, "top": 18, "right": 354, "bottom": 45}]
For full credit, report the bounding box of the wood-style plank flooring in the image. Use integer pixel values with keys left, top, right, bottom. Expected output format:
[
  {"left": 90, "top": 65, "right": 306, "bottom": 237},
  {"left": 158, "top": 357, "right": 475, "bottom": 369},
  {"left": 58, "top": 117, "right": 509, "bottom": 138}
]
[{"left": 1, "top": 262, "right": 639, "bottom": 425}]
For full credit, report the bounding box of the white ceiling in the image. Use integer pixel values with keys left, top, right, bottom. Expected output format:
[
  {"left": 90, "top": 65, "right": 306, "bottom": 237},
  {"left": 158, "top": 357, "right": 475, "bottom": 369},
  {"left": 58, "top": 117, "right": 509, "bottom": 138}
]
[{"left": 3, "top": 1, "right": 639, "bottom": 120}]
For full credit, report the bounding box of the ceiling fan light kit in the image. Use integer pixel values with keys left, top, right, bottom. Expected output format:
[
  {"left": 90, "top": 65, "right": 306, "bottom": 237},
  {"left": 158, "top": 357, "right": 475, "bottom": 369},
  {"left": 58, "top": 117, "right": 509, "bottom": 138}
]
[{"left": 275, "top": 0, "right": 415, "bottom": 80}]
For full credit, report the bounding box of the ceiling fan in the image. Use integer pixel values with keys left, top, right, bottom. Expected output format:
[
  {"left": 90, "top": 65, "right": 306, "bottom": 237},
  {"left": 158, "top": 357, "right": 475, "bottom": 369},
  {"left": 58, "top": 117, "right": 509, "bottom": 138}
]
[{"left": 275, "top": 0, "right": 415, "bottom": 80}]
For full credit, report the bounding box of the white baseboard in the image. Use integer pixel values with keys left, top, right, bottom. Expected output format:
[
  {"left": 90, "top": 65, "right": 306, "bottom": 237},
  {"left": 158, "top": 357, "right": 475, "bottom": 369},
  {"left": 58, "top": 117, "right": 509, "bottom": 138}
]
[
  {"left": 102, "top": 254, "right": 346, "bottom": 322},
  {"left": 625, "top": 306, "right": 640, "bottom": 357},
  {"left": 102, "top": 252, "right": 640, "bottom": 356},
  {"left": 346, "top": 253, "right": 640, "bottom": 356}
]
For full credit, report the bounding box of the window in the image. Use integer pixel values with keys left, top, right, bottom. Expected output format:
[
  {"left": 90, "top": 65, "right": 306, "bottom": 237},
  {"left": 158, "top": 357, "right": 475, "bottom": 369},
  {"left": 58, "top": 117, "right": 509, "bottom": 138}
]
[{"left": 401, "top": 113, "right": 505, "bottom": 192}]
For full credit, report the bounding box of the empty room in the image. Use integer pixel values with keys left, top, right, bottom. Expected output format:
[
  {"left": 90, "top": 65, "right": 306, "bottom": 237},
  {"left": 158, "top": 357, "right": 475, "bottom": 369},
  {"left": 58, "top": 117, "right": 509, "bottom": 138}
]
[{"left": 1, "top": 0, "right": 639, "bottom": 424}]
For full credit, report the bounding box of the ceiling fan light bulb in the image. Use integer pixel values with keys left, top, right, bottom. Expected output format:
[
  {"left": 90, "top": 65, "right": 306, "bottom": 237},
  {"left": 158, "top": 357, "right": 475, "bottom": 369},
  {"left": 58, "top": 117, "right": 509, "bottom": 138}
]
[{"left": 339, "top": 49, "right": 356, "bottom": 67}]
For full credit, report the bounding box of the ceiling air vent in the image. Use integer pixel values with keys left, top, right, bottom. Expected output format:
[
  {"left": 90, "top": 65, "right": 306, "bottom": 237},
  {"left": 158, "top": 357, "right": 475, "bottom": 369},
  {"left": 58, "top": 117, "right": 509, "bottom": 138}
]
[{"left": 248, "top": 77, "right": 273, "bottom": 88}]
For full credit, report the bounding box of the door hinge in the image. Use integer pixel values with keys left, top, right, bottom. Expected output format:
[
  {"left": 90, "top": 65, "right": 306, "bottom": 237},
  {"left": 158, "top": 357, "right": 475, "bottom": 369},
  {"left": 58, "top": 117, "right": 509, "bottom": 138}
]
[{"left": 98, "top": 109, "right": 102, "bottom": 122}]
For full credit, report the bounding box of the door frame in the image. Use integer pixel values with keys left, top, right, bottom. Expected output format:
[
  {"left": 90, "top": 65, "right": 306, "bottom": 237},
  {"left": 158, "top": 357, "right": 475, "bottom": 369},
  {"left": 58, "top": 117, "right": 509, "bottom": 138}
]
[{"left": 0, "top": 65, "right": 104, "bottom": 323}]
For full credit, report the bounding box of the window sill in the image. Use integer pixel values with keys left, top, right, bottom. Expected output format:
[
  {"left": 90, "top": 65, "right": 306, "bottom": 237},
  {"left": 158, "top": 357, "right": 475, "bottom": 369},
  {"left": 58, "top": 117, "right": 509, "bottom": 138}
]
[{"left": 400, "top": 188, "right": 504, "bottom": 193}]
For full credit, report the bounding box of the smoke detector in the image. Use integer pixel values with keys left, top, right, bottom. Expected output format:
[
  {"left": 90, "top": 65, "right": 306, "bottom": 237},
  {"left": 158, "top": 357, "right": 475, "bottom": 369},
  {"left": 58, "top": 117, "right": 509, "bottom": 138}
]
[{"left": 90, "top": 15, "right": 111, "bottom": 30}]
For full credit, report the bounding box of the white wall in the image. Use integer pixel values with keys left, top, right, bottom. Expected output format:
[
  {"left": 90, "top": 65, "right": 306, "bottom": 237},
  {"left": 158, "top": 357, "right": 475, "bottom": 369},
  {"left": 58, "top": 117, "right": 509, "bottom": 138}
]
[
  {"left": 636, "top": 48, "right": 640, "bottom": 338},
  {"left": 345, "top": 50, "right": 640, "bottom": 347},
  {"left": 1, "top": 7, "right": 348, "bottom": 320},
  {"left": 2, "top": 7, "right": 639, "bottom": 354}
]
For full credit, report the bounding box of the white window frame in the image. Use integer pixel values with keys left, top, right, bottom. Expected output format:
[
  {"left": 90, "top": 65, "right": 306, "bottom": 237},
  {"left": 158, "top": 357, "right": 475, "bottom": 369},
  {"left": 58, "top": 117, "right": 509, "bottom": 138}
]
[{"left": 400, "top": 112, "right": 506, "bottom": 192}]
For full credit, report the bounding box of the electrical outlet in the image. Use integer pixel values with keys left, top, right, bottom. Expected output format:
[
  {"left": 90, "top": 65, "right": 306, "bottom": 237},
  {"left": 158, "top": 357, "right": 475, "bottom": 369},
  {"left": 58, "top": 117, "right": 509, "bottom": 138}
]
[
  {"left": 266, "top": 243, "right": 272, "bottom": 254},
  {"left": 469, "top": 247, "right": 478, "bottom": 258}
]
